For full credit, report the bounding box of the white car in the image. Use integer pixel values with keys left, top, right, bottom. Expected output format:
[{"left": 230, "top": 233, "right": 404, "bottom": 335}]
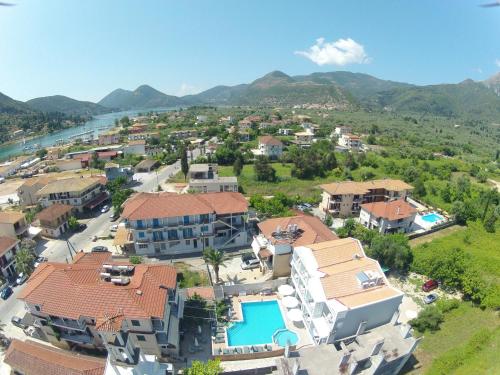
[
  {"left": 110, "top": 224, "right": 118, "bottom": 232},
  {"left": 241, "top": 258, "right": 260, "bottom": 270},
  {"left": 101, "top": 205, "right": 110, "bottom": 213},
  {"left": 16, "top": 272, "right": 28, "bottom": 285}
]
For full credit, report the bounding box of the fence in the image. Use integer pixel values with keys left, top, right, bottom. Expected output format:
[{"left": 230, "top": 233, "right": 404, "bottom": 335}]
[
  {"left": 222, "top": 366, "right": 277, "bottom": 375},
  {"left": 214, "top": 278, "right": 290, "bottom": 300},
  {"left": 408, "top": 220, "right": 456, "bottom": 240}
]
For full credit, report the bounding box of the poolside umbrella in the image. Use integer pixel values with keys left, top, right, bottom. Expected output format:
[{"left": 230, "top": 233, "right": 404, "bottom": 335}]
[
  {"left": 287, "top": 308, "right": 303, "bottom": 322},
  {"left": 282, "top": 296, "right": 299, "bottom": 309},
  {"left": 278, "top": 284, "right": 295, "bottom": 297}
]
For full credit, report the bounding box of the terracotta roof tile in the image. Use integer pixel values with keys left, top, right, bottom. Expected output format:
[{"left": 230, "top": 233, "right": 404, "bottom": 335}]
[
  {"left": 18, "top": 252, "right": 177, "bottom": 321},
  {"left": 320, "top": 179, "right": 413, "bottom": 196},
  {"left": 121, "top": 192, "right": 248, "bottom": 220},
  {"left": 36, "top": 204, "right": 73, "bottom": 222},
  {"left": 4, "top": 339, "right": 105, "bottom": 375},
  {"left": 259, "top": 135, "right": 283, "bottom": 146},
  {"left": 0, "top": 236, "right": 18, "bottom": 256},
  {"left": 258, "top": 215, "right": 337, "bottom": 247},
  {"left": 361, "top": 199, "right": 417, "bottom": 221},
  {"left": 0, "top": 211, "right": 24, "bottom": 224},
  {"left": 36, "top": 177, "right": 102, "bottom": 196},
  {"left": 185, "top": 287, "right": 215, "bottom": 300}
]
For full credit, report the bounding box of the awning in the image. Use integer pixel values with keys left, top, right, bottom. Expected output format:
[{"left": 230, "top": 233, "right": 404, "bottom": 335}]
[
  {"left": 287, "top": 309, "right": 303, "bottom": 322},
  {"left": 278, "top": 284, "right": 295, "bottom": 297},
  {"left": 84, "top": 192, "right": 109, "bottom": 210},
  {"left": 282, "top": 296, "right": 299, "bottom": 309},
  {"left": 113, "top": 227, "right": 132, "bottom": 246}
]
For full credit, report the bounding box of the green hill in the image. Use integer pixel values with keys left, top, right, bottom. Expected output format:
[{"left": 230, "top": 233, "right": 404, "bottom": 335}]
[
  {"left": 27, "top": 95, "right": 111, "bottom": 116},
  {"left": 98, "top": 85, "right": 184, "bottom": 110},
  {"left": 0, "top": 92, "right": 32, "bottom": 114}
]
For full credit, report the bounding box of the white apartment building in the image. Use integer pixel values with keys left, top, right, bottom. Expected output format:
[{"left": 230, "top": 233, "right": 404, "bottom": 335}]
[
  {"left": 291, "top": 238, "right": 404, "bottom": 344},
  {"left": 338, "top": 133, "right": 362, "bottom": 151},
  {"left": 0, "top": 236, "right": 20, "bottom": 279},
  {"left": 252, "top": 136, "right": 283, "bottom": 159},
  {"left": 121, "top": 192, "right": 248, "bottom": 256},
  {"left": 187, "top": 164, "right": 238, "bottom": 193},
  {"left": 36, "top": 177, "right": 107, "bottom": 213}
]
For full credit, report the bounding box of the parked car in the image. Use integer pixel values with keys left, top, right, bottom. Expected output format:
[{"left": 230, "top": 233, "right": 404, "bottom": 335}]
[
  {"left": 34, "top": 256, "right": 48, "bottom": 268},
  {"left": 241, "top": 258, "right": 260, "bottom": 270},
  {"left": 422, "top": 279, "right": 439, "bottom": 292},
  {"left": 110, "top": 224, "right": 118, "bottom": 232},
  {"left": 16, "top": 273, "right": 28, "bottom": 285},
  {"left": 1, "top": 286, "right": 13, "bottom": 300},
  {"left": 424, "top": 293, "right": 438, "bottom": 304},
  {"left": 109, "top": 211, "right": 120, "bottom": 221},
  {"left": 11, "top": 316, "right": 26, "bottom": 329},
  {"left": 74, "top": 223, "right": 87, "bottom": 232},
  {"left": 101, "top": 205, "right": 110, "bottom": 214},
  {"left": 91, "top": 245, "right": 108, "bottom": 252},
  {"left": 241, "top": 253, "right": 256, "bottom": 263}
]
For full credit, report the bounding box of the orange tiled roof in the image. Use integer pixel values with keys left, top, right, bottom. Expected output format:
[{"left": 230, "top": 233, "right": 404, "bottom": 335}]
[
  {"left": 0, "top": 236, "right": 18, "bottom": 255},
  {"left": 361, "top": 199, "right": 417, "bottom": 221},
  {"left": 0, "top": 211, "right": 24, "bottom": 224},
  {"left": 320, "top": 179, "right": 413, "bottom": 195},
  {"left": 258, "top": 215, "right": 337, "bottom": 247},
  {"left": 304, "top": 239, "right": 402, "bottom": 308},
  {"left": 36, "top": 204, "right": 73, "bottom": 222},
  {"left": 4, "top": 339, "right": 105, "bottom": 375},
  {"left": 18, "top": 252, "right": 177, "bottom": 321},
  {"left": 259, "top": 135, "right": 283, "bottom": 146},
  {"left": 121, "top": 192, "right": 248, "bottom": 220}
]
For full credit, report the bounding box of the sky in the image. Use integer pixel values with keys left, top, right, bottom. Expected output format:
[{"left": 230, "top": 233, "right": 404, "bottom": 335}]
[{"left": 0, "top": 0, "right": 499, "bottom": 102}]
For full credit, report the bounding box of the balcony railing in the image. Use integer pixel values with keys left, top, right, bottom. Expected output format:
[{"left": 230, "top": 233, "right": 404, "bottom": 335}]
[
  {"left": 60, "top": 331, "right": 93, "bottom": 344},
  {"left": 50, "top": 317, "right": 86, "bottom": 331}
]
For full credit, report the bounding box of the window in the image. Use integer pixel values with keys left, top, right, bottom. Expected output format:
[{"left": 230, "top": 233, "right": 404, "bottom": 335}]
[
  {"left": 183, "top": 228, "right": 193, "bottom": 238},
  {"left": 137, "top": 335, "right": 146, "bottom": 342},
  {"left": 131, "top": 320, "right": 140, "bottom": 327},
  {"left": 34, "top": 305, "right": 41, "bottom": 312},
  {"left": 167, "top": 229, "right": 178, "bottom": 241},
  {"left": 138, "top": 244, "right": 148, "bottom": 249},
  {"left": 152, "top": 218, "right": 160, "bottom": 228},
  {"left": 136, "top": 220, "right": 144, "bottom": 229},
  {"left": 201, "top": 225, "right": 209, "bottom": 233},
  {"left": 138, "top": 232, "right": 145, "bottom": 238},
  {"left": 183, "top": 215, "right": 190, "bottom": 225}
]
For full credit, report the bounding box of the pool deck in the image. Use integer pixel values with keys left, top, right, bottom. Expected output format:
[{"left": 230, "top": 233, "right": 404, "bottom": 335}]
[{"left": 212, "top": 293, "right": 312, "bottom": 359}]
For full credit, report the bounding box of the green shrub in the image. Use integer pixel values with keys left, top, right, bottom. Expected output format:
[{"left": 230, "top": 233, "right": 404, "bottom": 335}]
[
  {"left": 129, "top": 256, "right": 143, "bottom": 264},
  {"left": 409, "top": 306, "right": 444, "bottom": 333}
]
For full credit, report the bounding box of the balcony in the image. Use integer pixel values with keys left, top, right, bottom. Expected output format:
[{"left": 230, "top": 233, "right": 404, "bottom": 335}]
[
  {"left": 60, "top": 331, "right": 93, "bottom": 344},
  {"left": 50, "top": 317, "right": 86, "bottom": 331}
]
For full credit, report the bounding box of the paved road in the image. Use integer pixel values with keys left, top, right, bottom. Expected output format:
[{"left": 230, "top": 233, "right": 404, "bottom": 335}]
[{"left": 0, "top": 151, "right": 202, "bottom": 345}]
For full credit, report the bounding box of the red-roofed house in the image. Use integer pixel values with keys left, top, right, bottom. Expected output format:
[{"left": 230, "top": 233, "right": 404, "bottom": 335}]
[
  {"left": 18, "top": 252, "right": 182, "bottom": 365},
  {"left": 252, "top": 135, "right": 283, "bottom": 159},
  {"left": 252, "top": 215, "right": 337, "bottom": 277},
  {"left": 121, "top": 192, "right": 249, "bottom": 256},
  {"left": 360, "top": 199, "right": 417, "bottom": 234}
]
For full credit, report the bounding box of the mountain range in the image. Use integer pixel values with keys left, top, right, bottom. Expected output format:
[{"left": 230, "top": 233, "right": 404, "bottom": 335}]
[{"left": 1, "top": 71, "right": 499, "bottom": 119}]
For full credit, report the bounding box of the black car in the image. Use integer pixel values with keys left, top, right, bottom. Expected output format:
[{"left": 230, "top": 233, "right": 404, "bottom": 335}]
[
  {"left": 1, "top": 286, "right": 13, "bottom": 300},
  {"left": 91, "top": 246, "right": 109, "bottom": 252},
  {"left": 11, "top": 316, "right": 26, "bottom": 329},
  {"left": 74, "top": 223, "right": 87, "bottom": 232}
]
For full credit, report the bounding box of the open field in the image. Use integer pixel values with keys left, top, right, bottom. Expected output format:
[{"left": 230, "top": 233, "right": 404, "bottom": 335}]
[
  {"left": 409, "top": 225, "right": 466, "bottom": 247},
  {"left": 408, "top": 303, "right": 499, "bottom": 374}
]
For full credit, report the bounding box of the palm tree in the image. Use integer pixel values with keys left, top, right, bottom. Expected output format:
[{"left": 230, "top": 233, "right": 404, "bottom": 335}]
[
  {"left": 14, "top": 248, "right": 35, "bottom": 276},
  {"left": 202, "top": 247, "right": 227, "bottom": 283}
]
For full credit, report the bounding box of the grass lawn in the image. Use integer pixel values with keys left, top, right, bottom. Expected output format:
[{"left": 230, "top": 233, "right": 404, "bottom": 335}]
[
  {"left": 218, "top": 163, "right": 334, "bottom": 199},
  {"left": 409, "top": 303, "right": 499, "bottom": 374},
  {"left": 409, "top": 225, "right": 466, "bottom": 247}
]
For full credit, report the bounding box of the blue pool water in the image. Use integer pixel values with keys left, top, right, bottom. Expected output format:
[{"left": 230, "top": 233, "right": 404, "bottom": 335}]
[
  {"left": 227, "top": 300, "right": 286, "bottom": 346},
  {"left": 274, "top": 329, "right": 299, "bottom": 347},
  {"left": 421, "top": 213, "right": 444, "bottom": 223}
]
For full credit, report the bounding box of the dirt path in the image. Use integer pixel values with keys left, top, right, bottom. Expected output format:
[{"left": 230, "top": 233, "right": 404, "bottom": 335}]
[{"left": 488, "top": 178, "right": 500, "bottom": 192}]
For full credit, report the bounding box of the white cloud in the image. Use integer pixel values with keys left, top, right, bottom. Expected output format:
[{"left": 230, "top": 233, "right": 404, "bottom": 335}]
[
  {"left": 295, "top": 37, "right": 371, "bottom": 66},
  {"left": 176, "top": 83, "right": 200, "bottom": 96},
  {"left": 496, "top": 59, "right": 500, "bottom": 68}
]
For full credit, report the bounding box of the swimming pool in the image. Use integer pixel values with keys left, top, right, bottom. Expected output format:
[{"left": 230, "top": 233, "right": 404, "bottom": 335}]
[
  {"left": 227, "top": 300, "right": 298, "bottom": 346},
  {"left": 273, "top": 329, "right": 299, "bottom": 347},
  {"left": 421, "top": 212, "right": 444, "bottom": 224}
]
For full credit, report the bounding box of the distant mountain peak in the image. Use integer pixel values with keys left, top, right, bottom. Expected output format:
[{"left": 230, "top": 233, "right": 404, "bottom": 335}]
[{"left": 251, "top": 71, "right": 294, "bottom": 87}]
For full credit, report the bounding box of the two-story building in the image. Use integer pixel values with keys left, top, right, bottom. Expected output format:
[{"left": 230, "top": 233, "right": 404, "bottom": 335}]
[
  {"left": 187, "top": 164, "right": 238, "bottom": 193},
  {"left": 291, "top": 238, "right": 404, "bottom": 344},
  {"left": 98, "top": 130, "right": 121, "bottom": 146},
  {"left": 121, "top": 192, "right": 248, "bottom": 256},
  {"left": 294, "top": 130, "right": 315, "bottom": 147},
  {"left": 36, "top": 203, "right": 74, "bottom": 238},
  {"left": 360, "top": 199, "right": 417, "bottom": 234},
  {"left": 251, "top": 215, "right": 337, "bottom": 278},
  {"left": 123, "top": 140, "right": 146, "bottom": 156},
  {"left": 0, "top": 236, "right": 20, "bottom": 279},
  {"left": 252, "top": 136, "right": 283, "bottom": 159},
  {"left": 0, "top": 211, "right": 28, "bottom": 238},
  {"left": 104, "top": 162, "right": 134, "bottom": 183},
  {"left": 36, "top": 177, "right": 107, "bottom": 213},
  {"left": 18, "top": 251, "right": 182, "bottom": 365},
  {"left": 338, "top": 133, "right": 362, "bottom": 151},
  {"left": 319, "top": 179, "right": 414, "bottom": 218},
  {"left": 17, "top": 176, "right": 54, "bottom": 208}
]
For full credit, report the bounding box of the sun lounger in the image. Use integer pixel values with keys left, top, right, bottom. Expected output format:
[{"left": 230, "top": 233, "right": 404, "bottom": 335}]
[
  {"left": 260, "top": 288, "right": 272, "bottom": 296},
  {"left": 223, "top": 348, "right": 230, "bottom": 355},
  {"left": 255, "top": 346, "right": 264, "bottom": 352},
  {"left": 265, "top": 344, "right": 272, "bottom": 351},
  {"left": 239, "top": 291, "right": 247, "bottom": 297},
  {"left": 243, "top": 346, "right": 251, "bottom": 354},
  {"left": 235, "top": 347, "right": 243, "bottom": 354}
]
